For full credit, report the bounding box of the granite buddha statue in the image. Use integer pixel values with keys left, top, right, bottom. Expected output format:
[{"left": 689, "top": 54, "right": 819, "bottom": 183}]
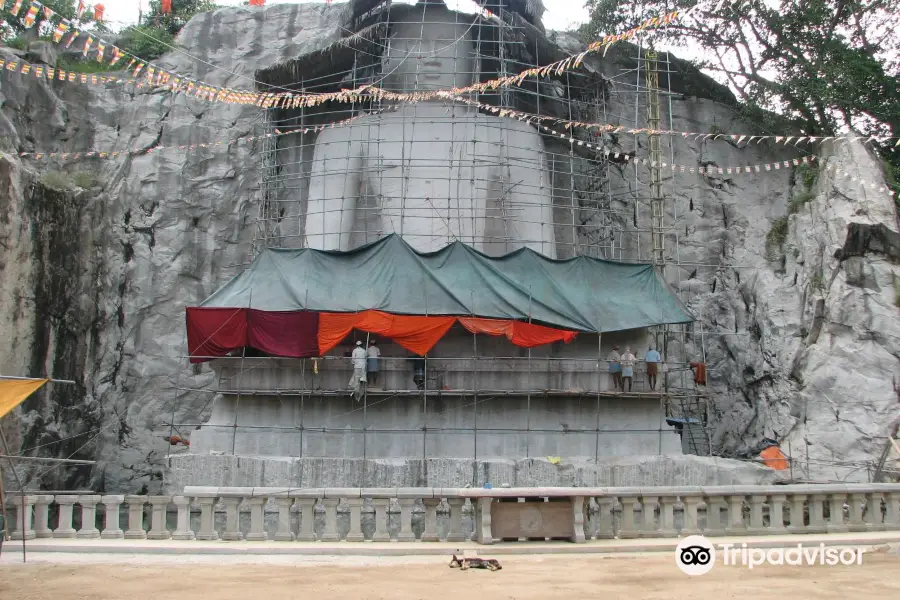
[{"left": 304, "top": 3, "right": 557, "bottom": 258}]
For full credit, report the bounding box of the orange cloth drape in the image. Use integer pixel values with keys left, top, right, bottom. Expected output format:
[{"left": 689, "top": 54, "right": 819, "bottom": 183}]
[
  {"left": 319, "top": 312, "right": 578, "bottom": 355},
  {"left": 759, "top": 446, "right": 789, "bottom": 470},
  {"left": 458, "top": 317, "right": 577, "bottom": 348},
  {"left": 318, "top": 311, "right": 456, "bottom": 356},
  {"left": 0, "top": 378, "right": 48, "bottom": 419}
]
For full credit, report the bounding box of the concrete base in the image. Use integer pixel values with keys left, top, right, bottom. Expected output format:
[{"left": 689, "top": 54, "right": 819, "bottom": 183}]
[
  {"left": 165, "top": 454, "right": 775, "bottom": 492},
  {"left": 6, "top": 532, "right": 899, "bottom": 557},
  {"left": 191, "top": 391, "right": 681, "bottom": 460}
]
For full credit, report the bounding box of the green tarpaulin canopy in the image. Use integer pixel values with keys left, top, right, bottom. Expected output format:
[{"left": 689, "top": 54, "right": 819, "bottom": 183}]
[{"left": 200, "top": 234, "right": 694, "bottom": 333}]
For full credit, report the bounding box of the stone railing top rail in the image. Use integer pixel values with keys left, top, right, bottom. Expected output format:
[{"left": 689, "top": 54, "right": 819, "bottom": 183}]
[{"left": 181, "top": 483, "right": 900, "bottom": 500}]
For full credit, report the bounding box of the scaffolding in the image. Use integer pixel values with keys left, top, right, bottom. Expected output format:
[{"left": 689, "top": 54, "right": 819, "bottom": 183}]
[{"left": 170, "top": 0, "right": 715, "bottom": 470}]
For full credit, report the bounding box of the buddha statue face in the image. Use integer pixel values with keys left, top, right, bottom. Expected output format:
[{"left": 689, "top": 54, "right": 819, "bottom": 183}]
[{"left": 381, "top": 6, "right": 476, "bottom": 93}]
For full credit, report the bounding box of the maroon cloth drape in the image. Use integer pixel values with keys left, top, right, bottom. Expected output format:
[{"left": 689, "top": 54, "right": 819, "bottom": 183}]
[
  {"left": 186, "top": 308, "right": 319, "bottom": 363},
  {"left": 247, "top": 309, "right": 319, "bottom": 359},
  {"left": 186, "top": 308, "right": 248, "bottom": 363}
]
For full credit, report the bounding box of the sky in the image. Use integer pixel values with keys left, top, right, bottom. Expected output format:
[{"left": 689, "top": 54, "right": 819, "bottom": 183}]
[{"left": 98, "top": 0, "right": 593, "bottom": 33}]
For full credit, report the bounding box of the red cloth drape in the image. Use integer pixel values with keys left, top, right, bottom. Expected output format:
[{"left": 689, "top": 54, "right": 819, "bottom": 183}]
[
  {"left": 186, "top": 307, "right": 248, "bottom": 363},
  {"left": 458, "top": 317, "right": 577, "bottom": 347},
  {"left": 690, "top": 361, "right": 707, "bottom": 385},
  {"left": 247, "top": 309, "right": 319, "bottom": 359},
  {"left": 318, "top": 310, "right": 456, "bottom": 356},
  {"left": 188, "top": 308, "right": 580, "bottom": 363},
  {"left": 186, "top": 308, "right": 319, "bottom": 363}
]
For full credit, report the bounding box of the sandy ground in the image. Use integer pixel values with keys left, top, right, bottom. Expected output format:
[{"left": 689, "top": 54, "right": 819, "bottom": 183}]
[{"left": 2, "top": 552, "right": 900, "bottom": 600}]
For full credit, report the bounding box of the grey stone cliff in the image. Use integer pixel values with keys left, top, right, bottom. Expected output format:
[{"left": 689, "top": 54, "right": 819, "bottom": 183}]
[{"left": 0, "top": 4, "right": 895, "bottom": 492}]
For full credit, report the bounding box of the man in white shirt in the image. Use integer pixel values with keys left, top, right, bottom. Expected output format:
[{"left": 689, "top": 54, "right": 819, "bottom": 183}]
[
  {"left": 366, "top": 340, "right": 382, "bottom": 388},
  {"left": 644, "top": 346, "right": 661, "bottom": 391},
  {"left": 620, "top": 347, "right": 636, "bottom": 392},
  {"left": 349, "top": 341, "right": 367, "bottom": 400},
  {"left": 607, "top": 346, "right": 621, "bottom": 391}
]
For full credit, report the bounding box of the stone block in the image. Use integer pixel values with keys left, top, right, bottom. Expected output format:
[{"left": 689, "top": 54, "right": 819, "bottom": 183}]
[{"left": 491, "top": 500, "right": 575, "bottom": 541}]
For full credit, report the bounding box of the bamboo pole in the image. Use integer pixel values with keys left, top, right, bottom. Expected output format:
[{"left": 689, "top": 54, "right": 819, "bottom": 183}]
[{"left": 0, "top": 464, "right": 10, "bottom": 542}]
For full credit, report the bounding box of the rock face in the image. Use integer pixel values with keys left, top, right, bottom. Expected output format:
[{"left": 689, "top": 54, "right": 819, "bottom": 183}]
[{"left": 0, "top": 4, "right": 896, "bottom": 493}]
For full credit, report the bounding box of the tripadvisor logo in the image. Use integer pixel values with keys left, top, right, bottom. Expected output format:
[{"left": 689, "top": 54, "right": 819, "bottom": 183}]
[
  {"left": 675, "top": 535, "right": 867, "bottom": 575},
  {"left": 675, "top": 536, "right": 716, "bottom": 576}
]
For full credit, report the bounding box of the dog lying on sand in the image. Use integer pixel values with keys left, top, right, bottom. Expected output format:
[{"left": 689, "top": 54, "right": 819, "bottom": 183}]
[{"left": 449, "top": 553, "right": 502, "bottom": 571}]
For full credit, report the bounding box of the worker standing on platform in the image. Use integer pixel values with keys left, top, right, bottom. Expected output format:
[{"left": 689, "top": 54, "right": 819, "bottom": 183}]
[
  {"left": 367, "top": 340, "right": 381, "bottom": 388},
  {"left": 350, "top": 341, "right": 367, "bottom": 400},
  {"left": 645, "top": 346, "right": 661, "bottom": 391},
  {"left": 620, "top": 347, "right": 636, "bottom": 392},
  {"left": 607, "top": 346, "right": 622, "bottom": 391}
]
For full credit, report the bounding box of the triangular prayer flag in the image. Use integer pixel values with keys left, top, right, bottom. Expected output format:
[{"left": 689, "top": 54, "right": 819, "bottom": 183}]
[
  {"left": 43, "top": 5, "right": 53, "bottom": 19},
  {"left": 93, "top": 3, "right": 104, "bottom": 21},
  {"left": 10, "top": 0, "right": 24, "bottom": 16},
  {"left": 76, "top": 0, "right": 84, "bottom": 18},
  {"left": 110, "top": 47, "right": 122, "bottom": 65},
  {"left": 23, "top": 4, "right": 39, "bottom": 28},
  {"left": 53, "top": 21, "right": 69, "bottom": 44}
]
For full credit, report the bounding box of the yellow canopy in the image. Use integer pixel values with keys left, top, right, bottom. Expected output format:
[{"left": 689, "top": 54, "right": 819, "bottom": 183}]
[{"left": 0, "top": 379, "right": 49, "bottom": 419}]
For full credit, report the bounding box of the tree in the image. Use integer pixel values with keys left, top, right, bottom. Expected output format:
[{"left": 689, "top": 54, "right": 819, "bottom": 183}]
[
  {"left": 580, "top": 0, "right": 899, "bottom": 190},
  {"left": 140, "top": 0, "right": 221, "bottom": 37},
  {"left": 1, "top": 0, "right": 103, "bottom": 41}
]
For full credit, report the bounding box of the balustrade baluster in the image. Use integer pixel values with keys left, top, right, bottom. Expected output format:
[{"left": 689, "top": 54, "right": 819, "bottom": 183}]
[
  {"left": 76, "top": 495, "right": 101, "bottom": 538},
  {"left": 245, "top": 496, "right": 269, "bottom": 541},
  {"left": 9, "top": 495, "right": 36, "bottom": 540},
  {"left": 273, "top": 497, "right": 295, "bottom": 541},
  {"left": 446, "top": 497, "right": 466, "bottom": 542},
  {"left": 100, "top": 495, "right": 125, "bottom": 539},
  {"left": 124, "top": 495, "right": 147, "bottom": 540},
  {"left": 172, "top": 496, "right": 195, "bottom": 540},
  {"left": 421, "top": 498, "right": 441, "bottom": 542},
  {"left": 33, "top": 495, "right": 54, "bottom": 538}
]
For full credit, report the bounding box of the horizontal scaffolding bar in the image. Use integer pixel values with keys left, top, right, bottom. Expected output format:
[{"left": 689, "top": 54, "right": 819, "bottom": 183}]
[
  {"left": 0, "top": 375, "right": 76, "bottom": 385},
  {"left": 0, "top": 455, "right": 96, "bottom": 465}
]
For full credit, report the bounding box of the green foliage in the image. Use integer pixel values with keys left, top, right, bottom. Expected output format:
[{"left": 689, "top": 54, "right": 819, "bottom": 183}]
[
  {"left": 708, "top": 124, "right": 723, "bottom": 135},
  {"left": 810, "top": 274, "right": 826, "bottom": 292},
  {"left": 40, "top": 170, "right": 72, "bottom": 191},
  {"left": 116, "top": 25, "right": 176, "bottom": 61},
  {"left": 882, "top": 158, "right": 900, "bottom": 209},
  {"left": 1, "top": 0, "right": 102, "bottom": 41},
  {"left": 55, "top": 55, "right": 118, "bottom": 73},
  {"left": 795, "top": 163, "right": 818, "bottom": 190},
  {"left": 141, "top": 0, "right": 221, "bottom": 37},
  {"left": 766, "top": 216, "right": 789, "bottom": 256},
  {"left": 582, "top": 0, "right": 899, "bottom": 181},
  {"left": 72, "top": 171, "right": 99, "bottom": 189},
  {"left": 5, "top": 35, "right": 30, "bottom": 50},
  {"left": 788, "top": 190, "right": 816, "bottom": 215}
]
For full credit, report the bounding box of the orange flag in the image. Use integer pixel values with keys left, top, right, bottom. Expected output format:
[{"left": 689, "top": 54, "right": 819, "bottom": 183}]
[{"left": 0, "top": 378, "right": 48, "bottom": 419}]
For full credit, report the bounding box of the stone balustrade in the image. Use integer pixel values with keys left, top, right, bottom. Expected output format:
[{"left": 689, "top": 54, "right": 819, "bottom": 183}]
[{"left": 4, "top": 484, "right": 900, "bottom": 544}]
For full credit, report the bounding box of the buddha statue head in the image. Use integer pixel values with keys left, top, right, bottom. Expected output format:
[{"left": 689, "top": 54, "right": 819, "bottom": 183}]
[{"left": 381, "top": 3, "right": 477, "bottom": 94}]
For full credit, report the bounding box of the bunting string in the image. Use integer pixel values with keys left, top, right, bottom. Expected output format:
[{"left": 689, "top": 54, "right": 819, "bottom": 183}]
[
  {"left": 2, "top": 53, "right": 896, "bottom": 150},
  {"left": 0, "top": 1, "right": 685, "bottom": 109},
  {"left": 6, "top": 107, "right": 894, "bottom": 197}
]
